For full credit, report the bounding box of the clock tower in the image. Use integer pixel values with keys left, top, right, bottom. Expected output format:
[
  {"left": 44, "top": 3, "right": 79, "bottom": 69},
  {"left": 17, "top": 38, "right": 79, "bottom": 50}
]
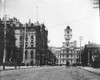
[{"left": 64, "top": 26, "right": 72, "bottom": 47}]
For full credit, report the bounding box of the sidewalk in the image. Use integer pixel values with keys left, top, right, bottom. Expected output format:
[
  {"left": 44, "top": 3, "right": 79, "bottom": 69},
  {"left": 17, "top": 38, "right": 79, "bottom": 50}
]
[
  {"left": 80, "top": 67, "right": 100, "bottom": 75},
  {"left": 0, "top": 66, "right": 38, "bottom": 71}
]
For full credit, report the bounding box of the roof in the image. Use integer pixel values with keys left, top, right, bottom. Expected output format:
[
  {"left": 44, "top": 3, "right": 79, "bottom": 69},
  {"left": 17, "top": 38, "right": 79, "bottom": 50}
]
[
  {"left": 67, "top": 26, "right": 70, "bottom": 29},
  {"left": 85, "top": 44, "right": 100, "bottom": 48}
]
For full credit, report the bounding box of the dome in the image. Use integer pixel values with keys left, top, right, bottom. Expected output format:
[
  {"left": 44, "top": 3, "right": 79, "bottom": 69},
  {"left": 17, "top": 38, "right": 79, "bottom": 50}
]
[{"left": 67, "top": 26, "right": 70, "bottom": 29}]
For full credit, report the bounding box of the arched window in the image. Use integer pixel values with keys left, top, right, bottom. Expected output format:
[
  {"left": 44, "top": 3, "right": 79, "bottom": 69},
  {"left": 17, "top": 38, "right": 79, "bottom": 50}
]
[
  {"left": 31, "top": 50, "right": 33, "bottom": 58},
  {"left": 31, "top": 36, "right": 33, "bottom": 39},
  {"left": 25, "top": 50, "right": 27, "bottom": 59}
]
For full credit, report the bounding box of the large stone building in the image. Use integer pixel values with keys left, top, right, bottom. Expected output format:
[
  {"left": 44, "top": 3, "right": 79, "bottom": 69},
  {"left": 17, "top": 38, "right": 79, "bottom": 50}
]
[
  {"left": 14, "top": 19, "right": 48, "bottom": 66},
  {"left": 0, "top": 17, "right": 48, "bottom": 66},
  {"left": 50, "top": 26, "right": 80, "bottom": 65}
]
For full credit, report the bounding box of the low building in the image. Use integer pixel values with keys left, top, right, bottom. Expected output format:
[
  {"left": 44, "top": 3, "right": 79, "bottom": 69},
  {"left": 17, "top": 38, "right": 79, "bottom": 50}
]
[{"left": 82, "top": 43, "right": 100, "bottom": 67}]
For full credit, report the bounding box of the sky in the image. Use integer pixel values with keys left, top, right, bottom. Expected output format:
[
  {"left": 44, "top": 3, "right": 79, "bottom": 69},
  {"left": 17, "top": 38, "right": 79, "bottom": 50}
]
[{"left": 0, "top": 0, "right": 100, "bottom": 47}]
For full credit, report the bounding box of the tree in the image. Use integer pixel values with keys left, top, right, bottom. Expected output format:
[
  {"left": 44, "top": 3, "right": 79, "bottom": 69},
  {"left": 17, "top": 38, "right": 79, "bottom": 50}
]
[{"left": 0, "top": 19, "right": 4, "bottom": 65}]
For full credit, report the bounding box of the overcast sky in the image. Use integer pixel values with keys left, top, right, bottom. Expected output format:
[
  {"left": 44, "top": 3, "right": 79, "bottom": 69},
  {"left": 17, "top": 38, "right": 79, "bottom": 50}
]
[{"left": 0, "top": 0, "right": 100, "bottom": 47}]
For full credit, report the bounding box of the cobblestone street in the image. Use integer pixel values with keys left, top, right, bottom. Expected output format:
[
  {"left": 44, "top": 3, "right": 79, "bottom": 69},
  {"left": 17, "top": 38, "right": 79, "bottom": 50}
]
[{"left": 1, "top": 66, "right": 100, "bottom": 80}]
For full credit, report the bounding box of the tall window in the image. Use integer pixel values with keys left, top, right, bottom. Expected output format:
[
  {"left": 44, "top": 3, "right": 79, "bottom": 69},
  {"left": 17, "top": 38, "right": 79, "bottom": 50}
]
[
  {"left": 31, "top": 50, "right": 33, "bottom": 58},
  {"left": 31, "top": 45, "right": 33, "bottom": 47},
  {"left": 25, "top": 50, "right": 28, "bottom": 59},
  {"left": 20, "top": 36, "right": 22, "bottom": 41},
  {"left": 20, "top": 45, "right": 22, "bottom": 48},
  {"left": 31, "top": 36, "right": 33, "bottom": 39},
  {"left": 26, "top": 37, "right": 28, "bottom": 41},
  {"left": 31, "top": 40, "right": 33, "bottom": 43},
  {"left": 25, "top": 45, "right": 27, "bottom": 48}
]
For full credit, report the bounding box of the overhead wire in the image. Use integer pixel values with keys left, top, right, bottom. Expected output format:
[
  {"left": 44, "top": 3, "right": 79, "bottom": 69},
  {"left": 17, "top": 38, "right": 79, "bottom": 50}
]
[{"left": 47, "top": 13, "right": 99, "bottom": 29}]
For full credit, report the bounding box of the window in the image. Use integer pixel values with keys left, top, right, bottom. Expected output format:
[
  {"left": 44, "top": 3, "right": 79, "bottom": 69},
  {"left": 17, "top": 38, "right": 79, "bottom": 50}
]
[
  {"left": 31, "top": 36, "right": 33, "bottom": 39},
  {"left": 62, "top": 59, "right": 64, "bottom": 62},
  {"left": 67, "top": 31, "right": 69, "bottom": 34},
  {"left": 19, "top": 42, "right": 22, "bottom": 44},
  {"left": 25, "top": 42, "right": 28, "bottom": 44},
  {"left": 20, "top": 45, "right": 22, "bottom": 48},
  {"left": 31, "top": 40, "right": 33, "bottom": 43},
  {"left": 20, "top": 36, "right": 22, "bottom": 41},
  {"left": 26, "top": 38, "right": 28, "bottom": 41},
  {"left": 25, "top": 50, "right": 27, "bottom": 59},
  {"left": 31, "top": 45, "right": 33, "bottom": 47},
  {"left": 31, "top": 50, "right": 33, "bottom": 58},
  {"left": 25, "top": 45, "right": 27, "bottom": 48},
  {"left": 67, "top": 50, "right": 69, "bottom": 53},
  {"left": 66, "top": 54, "right": 69, "bottom": 57}
]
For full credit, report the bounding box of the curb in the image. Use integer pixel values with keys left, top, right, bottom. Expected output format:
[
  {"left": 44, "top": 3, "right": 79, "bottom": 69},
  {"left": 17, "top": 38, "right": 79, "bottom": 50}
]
[
  {"left": 78, "top": 67, "right": 100, "bottom": 75},
  {"left": 0, "top": 66, "right": 38, "bottom": 72}
]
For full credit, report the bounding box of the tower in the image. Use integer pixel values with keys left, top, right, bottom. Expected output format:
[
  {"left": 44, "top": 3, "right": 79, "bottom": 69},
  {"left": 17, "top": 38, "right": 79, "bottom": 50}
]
[{"left": 64, "top": 26, "right": 72, "bottom": 47}]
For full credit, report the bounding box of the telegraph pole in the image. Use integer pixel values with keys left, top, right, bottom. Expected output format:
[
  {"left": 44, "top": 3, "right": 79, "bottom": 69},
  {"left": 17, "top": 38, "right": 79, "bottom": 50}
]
[
  {"left": 0, "top": 0, "right": 1, "bottom": 18},
  {"left": 22, "top": 24, "right": 26, "bottom": 64},
  {"left": 3, "top": 0, "right": 7, "bottom": 70}
]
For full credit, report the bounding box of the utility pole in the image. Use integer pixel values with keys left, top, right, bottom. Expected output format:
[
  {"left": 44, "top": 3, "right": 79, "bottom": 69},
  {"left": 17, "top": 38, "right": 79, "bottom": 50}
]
[
  {"left": 79, "top": 36, "right": 82, "bottom": 64},
  {"left": 0, "top": 0, "right": 1, "bottom": 18},
  {"left": 3, "top": 0, "right": 6, "bottom": 70},
  {"left": 36, "top": 6, "right": 39, "bottom": 24},
  {"left": 22, "top": 24, "right": 26, "bottom": 64},
  {"left": 88, "top": 51, "right": 90, "bottom": 66}
]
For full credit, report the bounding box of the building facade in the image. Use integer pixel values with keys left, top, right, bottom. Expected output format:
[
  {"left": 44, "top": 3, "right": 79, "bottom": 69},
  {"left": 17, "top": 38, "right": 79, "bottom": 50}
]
[
  {"left": 0, "top": 18, "right": 16, "bottom": 65},
  {"left": 82, "top": 43, "right": 100, "bottom": 67},
  {"left": 50, "top": 26, "right": 80, "bottom": 65},
  {"left": 14, "top": 19, "right": 48, "bottom": 66},
  {"left": 0, "top": 17, "right": 48, "bottom": 66}
]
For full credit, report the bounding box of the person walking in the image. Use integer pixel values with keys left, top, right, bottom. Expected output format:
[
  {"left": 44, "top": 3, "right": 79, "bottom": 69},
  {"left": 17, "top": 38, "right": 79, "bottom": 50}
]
[{"left": 66, "top": 60, "right": 70, "bottom": 68}]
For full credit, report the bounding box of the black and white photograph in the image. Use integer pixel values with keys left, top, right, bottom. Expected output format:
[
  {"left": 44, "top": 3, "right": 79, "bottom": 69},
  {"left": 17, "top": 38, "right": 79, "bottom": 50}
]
[{"left": 0, "top": 0, "right": 100, "bottom": 80}]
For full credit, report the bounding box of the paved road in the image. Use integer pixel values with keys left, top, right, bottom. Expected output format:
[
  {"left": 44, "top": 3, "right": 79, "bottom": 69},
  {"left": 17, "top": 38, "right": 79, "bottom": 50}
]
[{"left": 1, "top": 66, "right": 100, "bottom": 80}]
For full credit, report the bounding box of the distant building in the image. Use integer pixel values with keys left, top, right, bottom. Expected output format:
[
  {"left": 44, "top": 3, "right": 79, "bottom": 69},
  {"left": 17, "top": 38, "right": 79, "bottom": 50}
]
[{"left": 50, "top": 26, "right": 80, "bottom": 65}]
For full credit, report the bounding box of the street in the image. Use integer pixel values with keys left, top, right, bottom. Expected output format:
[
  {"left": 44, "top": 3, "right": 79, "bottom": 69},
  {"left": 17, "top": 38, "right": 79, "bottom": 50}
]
[{"left": 1, "top": 66, "right": 100, "bottom": 80}]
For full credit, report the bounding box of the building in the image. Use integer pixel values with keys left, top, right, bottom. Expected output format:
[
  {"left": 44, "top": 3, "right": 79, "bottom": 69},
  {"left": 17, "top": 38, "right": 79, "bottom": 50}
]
[
  {"left": 50, "top": 26, "right": 80, "bottom": 65},
  {"left": 0, "top": 18, "right": 16, "bottom": 65},
  {"left": 14, "top": 19, "right": 48, "bottom": 66},
  {"left": 82, "top": 43, "right": 100, "bottom": 67},
  {"left": 0, "top": 17, "right": 48, "bottom": 66}
]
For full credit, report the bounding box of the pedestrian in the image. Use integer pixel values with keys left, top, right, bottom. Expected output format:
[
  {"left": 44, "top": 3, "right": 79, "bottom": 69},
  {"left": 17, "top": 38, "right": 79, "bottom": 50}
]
[
  {"left": 31, "top": 61, "right": 33, "bottom": 67},
  {"left": 66, "top": 60, "right": 70, "bottom": 68}
]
